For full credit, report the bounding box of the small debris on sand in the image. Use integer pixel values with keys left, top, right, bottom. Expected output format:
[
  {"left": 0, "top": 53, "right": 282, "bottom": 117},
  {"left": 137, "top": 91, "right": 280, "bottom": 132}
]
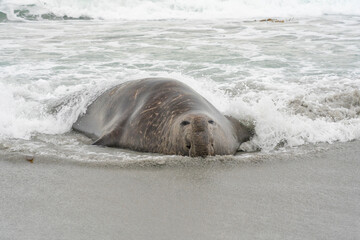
[
  {"left": 260, "top": 18, "right": 285, "bottom": 23},
  {"left": 25, "top": 155, "right": 34, "bottom": 163}
]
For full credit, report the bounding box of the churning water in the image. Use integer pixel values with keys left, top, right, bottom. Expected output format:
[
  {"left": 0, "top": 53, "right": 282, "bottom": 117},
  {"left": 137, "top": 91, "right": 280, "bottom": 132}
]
[{"left": 0, "top": 0, "right": 360, "bottom": 165}]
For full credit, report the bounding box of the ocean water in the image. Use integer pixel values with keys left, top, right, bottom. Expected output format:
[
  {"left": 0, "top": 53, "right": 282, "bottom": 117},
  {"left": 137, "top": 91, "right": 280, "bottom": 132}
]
[{"left": 0, "top": 0, "right": 360, "bottom": 165}]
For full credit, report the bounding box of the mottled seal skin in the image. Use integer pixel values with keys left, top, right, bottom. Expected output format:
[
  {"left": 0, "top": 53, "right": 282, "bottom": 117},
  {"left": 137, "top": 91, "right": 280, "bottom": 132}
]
[{"left": 73, "top": 78, "right": 253, "bottom": 157}]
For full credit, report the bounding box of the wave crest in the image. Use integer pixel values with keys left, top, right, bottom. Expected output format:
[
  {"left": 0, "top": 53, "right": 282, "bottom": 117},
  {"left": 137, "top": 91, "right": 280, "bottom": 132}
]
[{"left": 1, "top": 0, "right": 360, "bottom": 21}]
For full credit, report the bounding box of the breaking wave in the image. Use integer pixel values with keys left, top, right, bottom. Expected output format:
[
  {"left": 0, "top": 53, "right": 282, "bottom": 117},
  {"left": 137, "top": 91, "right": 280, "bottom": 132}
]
[
  {"left": 1, "top": 0, "right": 360, "bottom": 21},
  {"left": 1, "top": 74, "right": 360, "bottom": 152}
]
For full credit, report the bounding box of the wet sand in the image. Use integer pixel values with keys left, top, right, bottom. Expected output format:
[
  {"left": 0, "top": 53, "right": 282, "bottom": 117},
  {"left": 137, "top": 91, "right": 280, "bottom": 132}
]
[{"left": 1, "top": 141, "right": 360, "bottom": 239}]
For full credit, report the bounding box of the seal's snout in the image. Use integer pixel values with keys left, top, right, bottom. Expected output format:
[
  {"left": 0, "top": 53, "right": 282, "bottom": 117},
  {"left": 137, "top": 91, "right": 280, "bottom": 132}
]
[
  {"left": 187, "top": 116, "right": 215, "bottom": 157},
  {"left": 192, "top": 117, "right": 207, "bottom": 132}
]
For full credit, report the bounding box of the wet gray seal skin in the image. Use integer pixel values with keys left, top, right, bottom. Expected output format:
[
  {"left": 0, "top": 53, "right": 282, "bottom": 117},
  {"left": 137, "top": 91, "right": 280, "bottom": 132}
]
[{"left": 73, "top": 78, "right": 253, "bottom": 157}]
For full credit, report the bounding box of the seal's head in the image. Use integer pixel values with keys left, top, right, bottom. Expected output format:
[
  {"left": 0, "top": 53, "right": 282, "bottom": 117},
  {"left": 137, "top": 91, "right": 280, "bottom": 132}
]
[{"left": 174, "top": 113, "right": 216, "bottom": 157}]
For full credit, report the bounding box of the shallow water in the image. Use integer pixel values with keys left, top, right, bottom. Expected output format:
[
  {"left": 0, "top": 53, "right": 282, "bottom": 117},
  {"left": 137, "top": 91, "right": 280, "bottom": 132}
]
[{"left": 1, "top": 1, "right": 360, "bottom": 165}]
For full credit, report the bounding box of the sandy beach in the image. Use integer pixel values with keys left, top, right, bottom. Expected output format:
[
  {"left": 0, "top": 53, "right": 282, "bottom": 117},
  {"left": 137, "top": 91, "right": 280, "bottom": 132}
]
[{"left": 1, "top": 141, "right": 359, "bottom": 240}]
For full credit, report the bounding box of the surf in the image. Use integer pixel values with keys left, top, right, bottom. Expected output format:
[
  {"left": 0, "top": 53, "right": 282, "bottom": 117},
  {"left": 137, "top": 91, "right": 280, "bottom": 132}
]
[{"left": 1, "top": 0, "right": 360, "bottom": 21}]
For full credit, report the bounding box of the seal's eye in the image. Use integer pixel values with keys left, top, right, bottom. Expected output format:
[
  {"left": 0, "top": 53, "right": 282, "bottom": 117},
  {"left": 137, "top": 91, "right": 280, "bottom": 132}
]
[
  {"left": 208, "top": 120, "right": 215, "bottom": 124},
  {"left": 180, "top": 120, "right": 190, "bottom": 126}
]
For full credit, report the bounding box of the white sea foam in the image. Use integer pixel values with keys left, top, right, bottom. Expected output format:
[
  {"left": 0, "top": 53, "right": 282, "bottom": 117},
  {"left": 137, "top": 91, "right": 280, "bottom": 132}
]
[
  {"left": 1, "top": 71, "right": 359, "bottom": 151},
  {"left": 1, "top": 0, "right": 360, "bottom": 21},
  {"left": 0, "top": 17, "right": 359, "bottom": 153}
]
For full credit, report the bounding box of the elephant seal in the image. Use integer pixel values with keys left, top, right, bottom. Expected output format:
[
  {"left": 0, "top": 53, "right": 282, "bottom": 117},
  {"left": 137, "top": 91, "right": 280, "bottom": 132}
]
[{"left": 73, "top": 78, "right": 253, "bottom": 157}]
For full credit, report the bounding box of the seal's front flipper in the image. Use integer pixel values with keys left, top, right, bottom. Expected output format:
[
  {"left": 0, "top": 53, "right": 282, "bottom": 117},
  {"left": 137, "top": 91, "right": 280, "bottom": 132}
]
[
  {"left": 92, "top": 137, "right": 107, "bottom": 146},
  {"left": 225, "top": 116, "right": 255, "bottom": 143},
  {"left": 92, "top": 131, "right": 119, "bottom": 147}
]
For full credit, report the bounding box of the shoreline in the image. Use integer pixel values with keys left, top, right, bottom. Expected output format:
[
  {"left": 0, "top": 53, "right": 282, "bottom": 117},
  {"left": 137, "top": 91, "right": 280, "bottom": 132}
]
[
  {"left": 1, "top": 140, "right": 359, "bottom": 239},
  {"left": 1, "top": 136, "right": 355, "bottom": 169}
]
